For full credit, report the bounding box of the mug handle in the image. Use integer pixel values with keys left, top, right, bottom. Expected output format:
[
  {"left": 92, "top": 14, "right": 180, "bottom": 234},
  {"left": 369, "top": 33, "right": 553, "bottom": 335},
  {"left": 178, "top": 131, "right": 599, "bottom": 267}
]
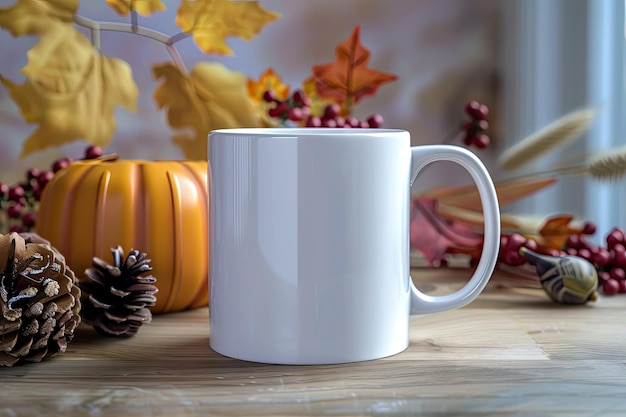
[{"left": 409, "top": 145, "right": 500, "bottom": 314}]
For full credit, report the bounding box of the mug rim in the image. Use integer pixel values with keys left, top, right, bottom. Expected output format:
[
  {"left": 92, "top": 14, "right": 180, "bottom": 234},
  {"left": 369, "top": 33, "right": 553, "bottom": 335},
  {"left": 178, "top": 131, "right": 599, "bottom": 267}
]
[{"left": 210, "top": 128, "right": 408, "bottom": 137}]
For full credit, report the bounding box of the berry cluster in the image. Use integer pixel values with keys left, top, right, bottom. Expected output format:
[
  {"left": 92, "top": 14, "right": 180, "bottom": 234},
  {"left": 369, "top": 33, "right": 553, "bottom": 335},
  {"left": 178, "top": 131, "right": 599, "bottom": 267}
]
[
  {"left": 263, "top": 89, "right": 312, "bottom": 123},
  {"left": 263, "top": 89, "right": 384, "bottom": 129},
  {"left": 498, "top": 225, "right": 599, "bottom": 267},
  {"left": 498, "top": 224, "right": 626, "bottom": 297},
  {"left": 498, "top": 233, "right": 542, "bottom": 266},
  {"left": 565, "top": 227, "right": 626, "bottom": 295},
  {"left": 304, "top": 103, "right": 384, "bottom": 129},
  {"left": 0, "top": 145, "right": 103, "bottom": 233},
  {"left": 461, "top": 100, "right": 490, "bottom": 149}
]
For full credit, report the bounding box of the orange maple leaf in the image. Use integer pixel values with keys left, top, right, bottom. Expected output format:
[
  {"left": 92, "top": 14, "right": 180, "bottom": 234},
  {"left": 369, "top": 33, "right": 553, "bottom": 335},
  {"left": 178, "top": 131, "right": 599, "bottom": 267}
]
[
  {"left": 539, "top": 215, "right": 583, "bottom": 250},
  {"left": 312, "top": 26, "right": 397, "bottom": 109}
]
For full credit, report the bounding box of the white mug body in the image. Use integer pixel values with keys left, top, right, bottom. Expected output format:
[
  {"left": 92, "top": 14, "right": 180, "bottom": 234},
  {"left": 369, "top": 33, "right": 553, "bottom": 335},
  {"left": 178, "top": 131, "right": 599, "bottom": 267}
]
[{"left": 208, "top": 128, "right": 500, "bottom": 365}]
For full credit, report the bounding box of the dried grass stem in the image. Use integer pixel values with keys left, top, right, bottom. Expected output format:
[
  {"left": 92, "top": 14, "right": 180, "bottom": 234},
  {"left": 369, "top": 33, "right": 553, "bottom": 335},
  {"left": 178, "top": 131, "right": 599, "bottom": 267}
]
[{"left": 499, "top": 108, "right": 596, "bottom": 171}]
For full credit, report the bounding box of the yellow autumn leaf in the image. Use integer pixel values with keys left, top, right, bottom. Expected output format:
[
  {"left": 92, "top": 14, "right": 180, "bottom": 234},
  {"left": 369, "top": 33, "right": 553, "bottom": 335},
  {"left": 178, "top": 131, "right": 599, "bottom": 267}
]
[
  {"left": 0, "top": 0, "right": 77, "bottom": 36},
  {"left": 175, "top": 0, "right": 280, "bottom": 55},
  {"left": 302, "top": 76, "right": 335, "bottom": 117},
  {"left": 246, "top": 67, "right": 290, "bottom": 125},
  {"left": 153, "top": 62, "right": 265, "bottom": 159},
  {"left": 247, "top": 68, "right": 290, "bottom": 103},
  {"left": 106, "top": 0, "right": 166, "bottom": 16},
  {"left": 0, "top": 0, "right": 138, "bottom": 157}
]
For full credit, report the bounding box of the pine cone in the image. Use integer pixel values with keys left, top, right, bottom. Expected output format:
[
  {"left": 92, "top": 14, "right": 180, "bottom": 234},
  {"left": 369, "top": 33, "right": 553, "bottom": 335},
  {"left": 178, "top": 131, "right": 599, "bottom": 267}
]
[
  {"left": 80, "top": 246, "right": 157, "bottom": 337},
  {"left": 0, "top": 232, "right": 81, "bottom": 367}
]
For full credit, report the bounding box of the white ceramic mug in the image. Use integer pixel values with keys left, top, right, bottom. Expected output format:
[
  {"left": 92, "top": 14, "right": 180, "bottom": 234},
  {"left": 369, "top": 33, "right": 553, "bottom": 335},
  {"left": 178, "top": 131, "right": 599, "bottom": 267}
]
[{"left": 208, "top": 128, "right": 500, "bottom": 365}]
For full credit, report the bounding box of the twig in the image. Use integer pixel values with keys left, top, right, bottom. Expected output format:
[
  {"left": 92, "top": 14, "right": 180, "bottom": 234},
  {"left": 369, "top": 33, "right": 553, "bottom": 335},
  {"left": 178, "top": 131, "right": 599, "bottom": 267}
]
[{"left": 73, "top": 14, "right": 190, "bottom": 72}]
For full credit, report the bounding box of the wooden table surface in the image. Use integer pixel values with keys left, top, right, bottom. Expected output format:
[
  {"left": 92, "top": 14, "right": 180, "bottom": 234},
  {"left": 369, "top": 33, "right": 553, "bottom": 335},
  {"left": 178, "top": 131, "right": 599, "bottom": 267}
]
[{"left": 2, "top": 268, "right": 626, "bottom": 417}]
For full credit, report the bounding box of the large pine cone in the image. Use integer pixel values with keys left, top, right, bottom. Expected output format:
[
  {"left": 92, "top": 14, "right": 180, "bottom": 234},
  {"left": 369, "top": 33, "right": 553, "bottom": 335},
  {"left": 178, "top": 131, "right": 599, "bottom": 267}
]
[
  {"left": 80, "top": 246, "right": 157, "bottom": 337},
  {"left": 0, "top": 232, "right": 81, "bottom": 367}
]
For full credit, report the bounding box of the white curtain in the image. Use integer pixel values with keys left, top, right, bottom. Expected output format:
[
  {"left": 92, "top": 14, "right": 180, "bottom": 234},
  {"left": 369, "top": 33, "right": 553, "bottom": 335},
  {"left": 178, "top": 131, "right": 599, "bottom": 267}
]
[{"left": 501, "top": 0, "right": 626, "bottom": 242}]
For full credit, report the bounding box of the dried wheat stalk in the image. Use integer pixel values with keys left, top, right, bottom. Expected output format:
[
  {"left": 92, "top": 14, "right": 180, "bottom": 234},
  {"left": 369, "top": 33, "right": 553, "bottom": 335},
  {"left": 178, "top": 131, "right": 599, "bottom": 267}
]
[
  {"left": 587, "top": 146, "right": 626, "bottom": 180},
  {"left": 498, "top": 108, "right": 596, "bottom": 171},
  {"left": 507, "top": 145, "right": 626, "bottom": 182}
]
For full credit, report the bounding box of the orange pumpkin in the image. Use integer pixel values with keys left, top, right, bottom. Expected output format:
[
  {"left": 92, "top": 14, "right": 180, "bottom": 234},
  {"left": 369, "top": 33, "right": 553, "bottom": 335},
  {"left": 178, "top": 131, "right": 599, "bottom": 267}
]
[{"left": 36, "top": 159, "right": 209, "bottom": 313}]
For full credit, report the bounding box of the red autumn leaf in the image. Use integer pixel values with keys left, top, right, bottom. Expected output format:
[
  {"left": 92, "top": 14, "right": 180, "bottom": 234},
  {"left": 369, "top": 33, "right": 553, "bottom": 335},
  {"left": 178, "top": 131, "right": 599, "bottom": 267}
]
[
  {"left": 410, "top": 198, "right": 484, "bottom": 266},
  {"left": 312, "top": 25, "right": 397, "bottom": 107}
]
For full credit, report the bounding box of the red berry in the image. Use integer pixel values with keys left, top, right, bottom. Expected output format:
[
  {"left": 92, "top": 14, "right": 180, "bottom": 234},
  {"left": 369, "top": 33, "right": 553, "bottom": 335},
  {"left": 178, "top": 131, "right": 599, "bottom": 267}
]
[
  {"left": 9, "top": 225, "right": 23, "bottom": 233},
  {"left": 612, "top": 244, "right": 626, "bottom": 268},
  {"left": 278, "top": 101, "right": 290, "bottom": 111},
  {"left": 501, "top": 249, "right": 525, "bottom": 266},
  {"left": 26, "top": 168, "right": 40, "bottom": 181},
  {"left": 322, "top": 118, "right": 337, "bottom": 128},
  {"left": 262, "top": 90, "right": 277, "bottom": 103},
  {"left": 22, "top": 212, "right": 36, "bottom": 228},
  {"left": 578, "top": 235, "right": 590, "bottom": 249},
  {"left": 523, "top": 239, "right": 538, "bottom": 251},
  {"left": 476, "top": 119, "right": 489, "bottom": 131},
  {"left": 287, "top": 107, "right": 304, "bottom": 121},
  {"left": 577, "top": 248, "right": 591, "bottom": 260},
  {"left": 566, "top": 234, "right": 578, "bottom": 249},
  {"left": 465, "top": 101, "right": 489, "bottom": 120},
  {"left": 345, "top": 117, "right": 360, "bottom": 128},
  {"left": 305, "top": 116, "right": 322, "bottom": 127},
  {"left": 300, "top": 105, "right": 311, "bottom": 118},
  {"left": 292, "top": 89, "right": 306, "bottom": 105},
  {"left": 366, "top": 114, "right": 384, "bottom": 128},
  {"left": 334, "top": 117, "right": 346, "bottom": 128},
  {"left": 603, "top": 278, "right": 620, "bottom": 295},
  {"left": 33, "top": 187, "right": 43, "bottom": 201},
  {"left": 268, "top": 107, "right": 282, "bottom": 118},
  {"left": 500, "top": 234, "right": 528, "bottom": 266},
  {"left": 607, "top": 228, "right": 626, "bottom": 249},
  {"left": 52, "top": 158, "right": 71, "bottom": 173},
  {"left": 465, "top": 100, "right": 480, "bottom": 116},
  {"left": 546, "top": 248, "right": 564, "bottom": 257},
  {"left": 0, "top": 182, "right": 8, "bottom": 199},
  {"left": 322, "top": 104, "right": 341, "bottom": 120},
  {"left": 593, "top": 249, "right": 611, "bottom": 266},
  {"left": 599, "top": 271, "right": 611, "bottom": 282},
  {"left": 462, "top": 133, "right": 474, "bottom": 146},
  {"left": 7, "top": 204, "right": 22, "bottom": 219},
  {"left": 8, "top": 186, "right": 24, "bottom": 202},
  {"left": 477, "top": 104, "right": 489, "bottom": 120},
  {"left": 566, "top": 248, "right": 578, "bottom": 256},
  {"left": 473, "top": 133, "right": 490, "bottom": 149},
  {"left": 582, "top": 222, "right": 596, "bottom": 235},
  {"left": 610, "top": 267, "right": 625, "bottom": 281},
  {"left": 619, "top": 280, "right": 626, "bottom": 293},
  {"left": 359, "top": 120, "right": 370, "bottom": 128},
  {"left": 85, "top": 145, "right": 103, "bottom": 160},
  {"left": 37, "top": 171, "right": 54, "bottom": 188},
  {"left": 505, "top": 233, "right": 527, "bottom": 249}
]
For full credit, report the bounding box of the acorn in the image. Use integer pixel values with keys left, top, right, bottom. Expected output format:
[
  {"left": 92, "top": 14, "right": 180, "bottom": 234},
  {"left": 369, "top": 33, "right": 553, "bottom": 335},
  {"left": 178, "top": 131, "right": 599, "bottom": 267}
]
[{"left": 519, "top": 247, "right": 598, "bottom": 304}]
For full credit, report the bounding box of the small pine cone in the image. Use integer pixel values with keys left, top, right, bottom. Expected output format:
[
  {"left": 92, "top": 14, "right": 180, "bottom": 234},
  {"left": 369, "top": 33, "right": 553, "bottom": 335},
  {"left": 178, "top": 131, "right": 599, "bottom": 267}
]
[
  {"left": 0, "top": 232, "right": 81, "bottom": 367},
  {"left": 80, "top": 246, "right": 157, "bottom": 337}
]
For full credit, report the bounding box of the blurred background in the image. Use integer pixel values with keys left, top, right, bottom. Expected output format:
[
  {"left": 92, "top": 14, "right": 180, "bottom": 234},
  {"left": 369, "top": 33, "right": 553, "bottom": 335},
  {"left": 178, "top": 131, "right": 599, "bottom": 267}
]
[{"left": 0, "top": 0, "right": 624, "bottom": 241}]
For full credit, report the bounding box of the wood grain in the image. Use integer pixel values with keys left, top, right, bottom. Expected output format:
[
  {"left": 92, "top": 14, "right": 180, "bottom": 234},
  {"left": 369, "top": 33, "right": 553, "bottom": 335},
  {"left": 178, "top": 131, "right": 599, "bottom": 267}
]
[{"left": 2, "top": 269, "right": 625, "bottom": 417}]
